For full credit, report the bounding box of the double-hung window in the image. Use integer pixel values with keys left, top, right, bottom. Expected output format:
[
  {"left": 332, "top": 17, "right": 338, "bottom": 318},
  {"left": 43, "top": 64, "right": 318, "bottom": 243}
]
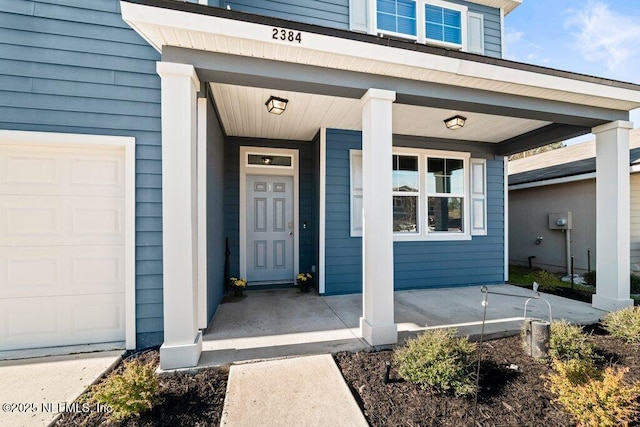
[
  {"left": 393, "top": 155, "right": 419, "bottom": 233},
  {"left": 427, "top": 157, "right": 464, "bottom": 232},
  {"left": 350, "top": 149, "right": 486, "bottom": 240},
  {"left": 376, "top": 0, "right": 417, "bottom": 38}
]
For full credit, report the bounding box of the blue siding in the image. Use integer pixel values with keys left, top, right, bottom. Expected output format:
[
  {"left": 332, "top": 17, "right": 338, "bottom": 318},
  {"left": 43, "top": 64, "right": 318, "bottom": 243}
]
[
  {"left": 443, "top": 0, "right": 502, "bottom": 58},
  {"left": 223, "top": 0, "right": 349, "bottom": 30},
  {"left": 206, "top": 97, "right": 226, "bottom": 321},
  {"left": 0, "top": 0, "right": 163, "bottom": 349},
  {"left": 323, "top": 129, "right": 505, "bottom": 295},
  {"left": 224, "top": 137, "right": 319, "bottom": 280}
]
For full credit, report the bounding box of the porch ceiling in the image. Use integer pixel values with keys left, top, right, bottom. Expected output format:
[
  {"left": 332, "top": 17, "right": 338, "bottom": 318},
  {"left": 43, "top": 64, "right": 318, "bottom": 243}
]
[{"left": 211, "top": 83, "right": 550, "bottom": 142}]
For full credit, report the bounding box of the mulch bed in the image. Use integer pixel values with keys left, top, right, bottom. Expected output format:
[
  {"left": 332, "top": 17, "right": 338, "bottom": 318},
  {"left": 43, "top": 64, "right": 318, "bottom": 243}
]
[
  {"left": 334, "top": 328, "right": 640, "bottom": 427},
  {"left": 53, "top": 324, "right": 640, "bottom": 426},
  {"left": 54, "top": 351, "right": 228, "bottom": 427}
]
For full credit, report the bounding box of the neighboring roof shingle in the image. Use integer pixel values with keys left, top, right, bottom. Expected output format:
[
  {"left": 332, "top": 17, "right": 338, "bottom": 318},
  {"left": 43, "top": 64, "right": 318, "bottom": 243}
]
[{"left": 508, "top": 129, "right": 640, "bottom": 186}]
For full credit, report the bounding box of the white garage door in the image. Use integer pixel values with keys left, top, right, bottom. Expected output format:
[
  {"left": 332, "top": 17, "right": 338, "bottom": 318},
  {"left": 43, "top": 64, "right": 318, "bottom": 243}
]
[{"left": 0, "top": 142, "right": 126, "bottom": 351}]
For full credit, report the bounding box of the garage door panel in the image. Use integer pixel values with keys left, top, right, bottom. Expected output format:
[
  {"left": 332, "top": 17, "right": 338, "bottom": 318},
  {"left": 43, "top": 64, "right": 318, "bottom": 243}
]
[
  {"left": 0, "top": 144, "right": 124, "bottom": 197},
  {"left": 0, "top": 294, "right": 125, "bottom": 351},
  {"left": 0, "top": 195, "right": 123, "bottom": 246},
  {"left": 0, "top": 245, "right": 124, "bottom": 298}
]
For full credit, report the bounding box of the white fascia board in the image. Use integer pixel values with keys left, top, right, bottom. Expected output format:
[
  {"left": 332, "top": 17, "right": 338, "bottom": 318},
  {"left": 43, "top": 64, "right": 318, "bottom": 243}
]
[
  {"left": 120, "top": 1, "right": 640, "bottom": 108},
  {"left": 472, "top": 0, "right": 521, "bottom": 15},
  {"left": 510, "top": 162, "right": 640, "bottom": 190},
  {"left": 508, "top": 172, "right": 597, "bottom": 190}
]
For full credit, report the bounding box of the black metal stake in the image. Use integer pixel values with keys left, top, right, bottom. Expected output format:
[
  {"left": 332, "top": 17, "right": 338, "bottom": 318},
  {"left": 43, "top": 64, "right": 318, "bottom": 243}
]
[
  {"left": 528, "top": 255, "right": 536, "bottom": 269},
  {"left": 383, "top": 361, "right": 391, "bottom": 384},
  {"left": 570, "top": 256, "right": 575, "bottom": 290},
  {"left": 473, "top": 287, "right": 541, "bottom": 426},
  {"left": 587, "top": 248, "right": 591, "bottom": 274}
]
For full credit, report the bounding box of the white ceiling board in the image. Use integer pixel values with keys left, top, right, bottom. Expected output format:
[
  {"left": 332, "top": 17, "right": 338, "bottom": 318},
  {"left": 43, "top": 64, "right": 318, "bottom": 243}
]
[{"left": 210, "top": 83, "right": 550, "bottom": 142}]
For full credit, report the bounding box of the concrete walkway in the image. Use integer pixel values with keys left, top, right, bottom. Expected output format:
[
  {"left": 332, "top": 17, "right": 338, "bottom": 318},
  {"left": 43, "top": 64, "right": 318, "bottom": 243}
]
[
  {"left": 0, "top": 351, "right": 122, "bottom": 427},
  {"left": 221, "top": 354, "right": 367, "bottom": 426}
]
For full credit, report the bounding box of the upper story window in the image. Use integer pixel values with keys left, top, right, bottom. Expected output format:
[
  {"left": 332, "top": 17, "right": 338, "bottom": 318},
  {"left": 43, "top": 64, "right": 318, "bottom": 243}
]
[
  {"left": 425, "top": 3, "right": 463, "bottom": 46},
  {"left": 377, "top": 0, "right": 417, "bottom": 38},
  {"left": 374, "top": 0, "right": 472, "bottom": 51}
]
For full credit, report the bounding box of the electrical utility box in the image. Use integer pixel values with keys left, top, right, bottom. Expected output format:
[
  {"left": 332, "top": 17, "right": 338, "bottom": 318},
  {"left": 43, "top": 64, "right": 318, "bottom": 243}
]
[{"left": 548, "top": 212, "right": 572, "bottom": 230}]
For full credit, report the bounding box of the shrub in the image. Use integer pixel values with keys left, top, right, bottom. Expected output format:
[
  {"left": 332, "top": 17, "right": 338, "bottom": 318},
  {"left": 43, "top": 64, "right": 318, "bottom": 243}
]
[
  {"left": 602, "top": 306, "right": 640, "bottom": 344},
  {"left": 631, "top": 274, "right": 640, "bottom": 294},
  {"left": 91, "top": 358, "right": 159, "bottom": 420},
  {"left": 583, "top": 270, "right": 596, "bottom": 287},
  {"left": 533, "top": 269, "right": 559, "bottom": 287},
  {"left": 393, "top": 329, "right": 476, "bottom": 396},
  {"left": 547, "top": 359, "right": 640, "bottom": 427},
  {"left": 548, "top": 320, "right": 597, "bottom": 362}
]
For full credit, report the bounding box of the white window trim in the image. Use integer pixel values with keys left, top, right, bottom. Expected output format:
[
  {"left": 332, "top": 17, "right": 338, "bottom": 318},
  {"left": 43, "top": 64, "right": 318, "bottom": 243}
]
[
  {"left": 420, "top": 0, "right": 468, "bottom": 51},
  {"left": 375, "top": 0, "right": 419, "bottom": 40},
  {"left": 350, "top": 149, "right": 364, "bottom": 237},
  {"left": 351, "top": 147, "right": 474, "bottom": 241}
]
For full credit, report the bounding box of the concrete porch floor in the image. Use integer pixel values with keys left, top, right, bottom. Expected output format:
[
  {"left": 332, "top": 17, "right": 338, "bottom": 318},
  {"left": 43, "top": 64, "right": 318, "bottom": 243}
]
[{"left": 199, "top": 284, "right": 605, "bottom": 367}]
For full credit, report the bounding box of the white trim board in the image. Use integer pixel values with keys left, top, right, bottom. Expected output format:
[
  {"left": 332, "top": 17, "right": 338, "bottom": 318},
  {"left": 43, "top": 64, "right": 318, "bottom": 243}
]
[
  {"left": 319, "top": 128, "right": 327, "bottom": 294},
  {"left": 239, "top": 146, "right": 300, "bottom": 283},
  {"left": 120, "top": 1, "right": 640, "bottom": 111},
  {"left": 0, "top": 129, "right": 136, "bottom": 350},
  {"left": 197, "top": 97, "right": 208, "bottom": 329}
]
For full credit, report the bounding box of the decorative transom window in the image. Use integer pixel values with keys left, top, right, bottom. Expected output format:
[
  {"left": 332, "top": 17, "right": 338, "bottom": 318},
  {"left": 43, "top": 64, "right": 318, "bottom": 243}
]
[
  {"left": 350, "top": 148, "right": 487, "bottom": 241},
  {"left": 375, "top": 0, "right": 471, "bottom": 51},
  {"left": 376, "top": 0, "right": 417, "bottom": 38}
]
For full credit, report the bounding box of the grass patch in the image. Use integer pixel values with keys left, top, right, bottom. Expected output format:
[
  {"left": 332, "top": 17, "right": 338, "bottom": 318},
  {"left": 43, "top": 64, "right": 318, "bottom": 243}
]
[{"left": 508, "top": 265, "right": 594, "bottom": 295}]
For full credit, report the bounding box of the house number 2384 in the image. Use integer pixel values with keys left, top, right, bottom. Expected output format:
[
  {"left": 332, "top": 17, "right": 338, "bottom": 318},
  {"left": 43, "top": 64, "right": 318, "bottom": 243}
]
[{"left": 272, "top": 28, "right": 302, "bottom": 43}]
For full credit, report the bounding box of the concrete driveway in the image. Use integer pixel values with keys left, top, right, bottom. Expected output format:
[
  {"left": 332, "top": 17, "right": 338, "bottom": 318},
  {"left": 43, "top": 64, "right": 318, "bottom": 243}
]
[{"left": 0, "top": 351, "right": 122, "bottom": 427}]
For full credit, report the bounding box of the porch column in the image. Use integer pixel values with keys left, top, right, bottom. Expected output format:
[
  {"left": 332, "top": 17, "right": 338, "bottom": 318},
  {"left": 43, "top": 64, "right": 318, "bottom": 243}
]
[
  {"left": 360, "top": 88, "right": 398, "bottom": 346},
  {"left": 593, "top": 120, "right": 634, "bottom": 311},
  {"left": 157, "top": 62, "right": 202, "bottom": 369}
]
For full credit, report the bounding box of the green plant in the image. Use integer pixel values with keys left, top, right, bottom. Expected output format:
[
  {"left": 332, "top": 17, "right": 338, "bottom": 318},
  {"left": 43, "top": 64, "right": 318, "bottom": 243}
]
[
  {"left": 583, "top": 270, "right": 596, "bottom": 286},
  {"left": 631, "top": 274, "right": 640, "bottom": 294},
  {"left": 91, "top": 358, "right": 159, "bottom": 421},
  {"left": 548, "top": 320, "right": 598, "bottom": 362},
  {"left": 602, "top": 306, "right": 640, "bottom": 344},
  {"left": 533, "top": 269, "right": 559, "bottom": 287},
  {"left": 393, "top": 328, "right": 476, "bottom": 396},
  {"left": 547, "top": 359, "right": 640, "bottom": 427}
]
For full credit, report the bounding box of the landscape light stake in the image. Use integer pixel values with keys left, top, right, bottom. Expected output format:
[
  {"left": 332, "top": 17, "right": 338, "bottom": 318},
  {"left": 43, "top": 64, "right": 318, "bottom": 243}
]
[
  {"left": 472, "top": 287, "right": 542, "bottom": 425},
  {"left": 383, "top": 361, "right": 391, "bottom": 384}
]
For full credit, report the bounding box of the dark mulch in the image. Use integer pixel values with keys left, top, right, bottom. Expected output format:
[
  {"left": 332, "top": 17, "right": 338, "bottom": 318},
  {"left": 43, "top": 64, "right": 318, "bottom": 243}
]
[
  {"left": 334, "top": 330, "right": 640, "bottom": 427},
  {"left": 54, "top": 351, "right": 228, "bottom": 427}
]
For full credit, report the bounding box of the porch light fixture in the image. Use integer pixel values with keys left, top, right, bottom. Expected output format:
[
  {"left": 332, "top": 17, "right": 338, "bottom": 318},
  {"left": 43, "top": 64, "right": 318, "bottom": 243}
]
[
  {"left": 444, "top": 115, "right": 466, "bottom": 130},
  {"left": 265, "top": 96, "right": 288, "bottom": 115}
]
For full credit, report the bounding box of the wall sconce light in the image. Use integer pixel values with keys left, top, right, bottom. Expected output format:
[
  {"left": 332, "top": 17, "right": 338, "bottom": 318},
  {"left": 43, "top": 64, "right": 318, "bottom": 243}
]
[
  {"left": 261, "top": 156, "right": 273, "bottom": 165},
  {"left": 444, "top": 115, "right": 466, "bottom": 130},
  {"left": 265, "top": 96, "right": 288, "bottom": 115}
]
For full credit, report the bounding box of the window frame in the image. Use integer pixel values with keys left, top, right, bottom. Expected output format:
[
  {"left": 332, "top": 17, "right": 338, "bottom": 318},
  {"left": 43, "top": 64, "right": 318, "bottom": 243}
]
[
  {"left": 350, "top": 147, "right": 472, "bottom": 241},
  {"left": 375, "top": 0, "right": 419, "bottom": 40},
  {"left": 420, "top": 0, "right": 468, "bottom": 50},
  {"left": 374, "top": 0, "right": 469, "bottom": 51},
  {"left": 392, "top": 153, "right": 421, "bottom": 234}
]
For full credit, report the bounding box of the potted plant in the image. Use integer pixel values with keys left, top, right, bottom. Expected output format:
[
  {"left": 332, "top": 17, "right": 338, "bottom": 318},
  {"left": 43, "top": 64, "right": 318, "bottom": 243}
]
[
  {"left": 296, "top": 272, "right": 313, "bottom": 293},
  {"left": 229, "top": 277, "right": 247, "bottom": 297}
]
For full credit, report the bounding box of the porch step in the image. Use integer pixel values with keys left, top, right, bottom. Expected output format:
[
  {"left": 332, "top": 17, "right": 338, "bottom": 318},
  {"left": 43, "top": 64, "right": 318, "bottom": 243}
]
[{"left": 221, "top": 354, "right": 368, "bottom": 426}]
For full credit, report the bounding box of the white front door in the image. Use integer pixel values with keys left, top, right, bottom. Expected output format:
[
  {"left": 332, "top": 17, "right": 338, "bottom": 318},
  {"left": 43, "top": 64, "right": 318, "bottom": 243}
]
[{"left": 246, "top": 175, "right": 294, "bottom": 283}]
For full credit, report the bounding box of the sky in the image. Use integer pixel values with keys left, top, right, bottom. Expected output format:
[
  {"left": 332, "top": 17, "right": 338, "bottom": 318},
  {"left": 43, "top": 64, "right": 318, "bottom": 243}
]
[{"left": 503, "top": 0, "right": 640, "bottom": 142}]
